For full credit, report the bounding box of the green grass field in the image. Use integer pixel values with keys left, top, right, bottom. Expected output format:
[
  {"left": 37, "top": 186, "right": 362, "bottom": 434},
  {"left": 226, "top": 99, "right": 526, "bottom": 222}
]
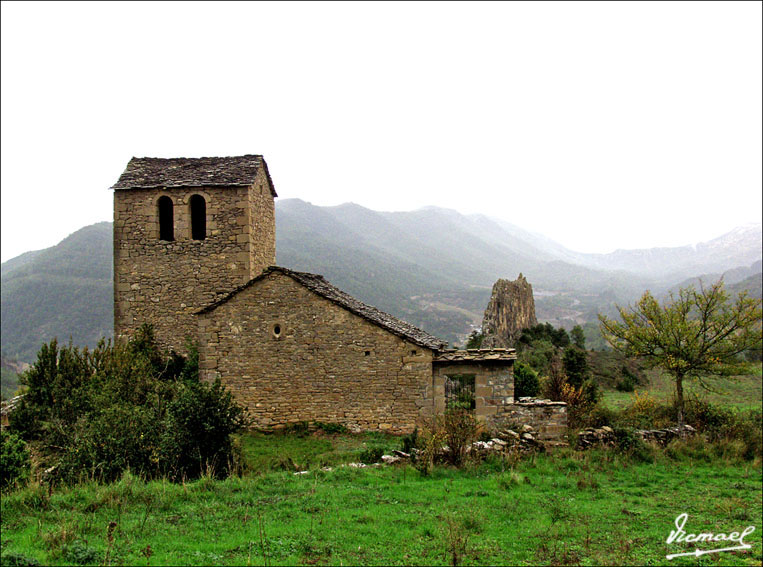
[
  {"left": 2, "top": 364, "right": 762, "bottom": 566},
  {"left": 601, "top": 364, "right": 763, "bottom": 411},
  {"left": 2, "top": 433, "right": 762, "bottom": 566}
]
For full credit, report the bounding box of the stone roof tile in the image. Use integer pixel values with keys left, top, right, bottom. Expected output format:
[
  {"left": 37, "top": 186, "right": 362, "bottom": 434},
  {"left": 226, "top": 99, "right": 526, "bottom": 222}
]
[
  {"left": 197, "top": 266, "right": 448, "bottom": 351},
  {"left": 433, "top": 349, "right": 516, "bottom": 363},
  {"left": 111, "top": 154, "right": 276, "bottom": 195}
]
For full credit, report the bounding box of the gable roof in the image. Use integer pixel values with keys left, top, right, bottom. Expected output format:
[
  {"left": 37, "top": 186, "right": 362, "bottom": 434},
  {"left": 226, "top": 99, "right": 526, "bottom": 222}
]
[
  {"left": 111, "top": 154, "right": 276, "bottom": 195},
  {"left": 197, "top": 266, "right": 448, "bottom": 351}
]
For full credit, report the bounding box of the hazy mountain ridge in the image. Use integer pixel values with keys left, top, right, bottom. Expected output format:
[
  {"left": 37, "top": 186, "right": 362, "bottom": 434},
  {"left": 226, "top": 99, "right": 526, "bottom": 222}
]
[
  {"left": 573, "top": 223, "right": 762, "bottom": 279},
  {"left": 2, "top": 202, "right": 760, "bottom": 361}
]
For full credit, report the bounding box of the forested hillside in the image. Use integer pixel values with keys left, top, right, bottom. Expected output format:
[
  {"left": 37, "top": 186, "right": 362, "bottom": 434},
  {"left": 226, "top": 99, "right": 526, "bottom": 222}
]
[
  {"left": 1, "top": 223, "right": 113, "bottom": 362},
  {"left": 2, "top": 204, "right": 760, "bottom": 362}
]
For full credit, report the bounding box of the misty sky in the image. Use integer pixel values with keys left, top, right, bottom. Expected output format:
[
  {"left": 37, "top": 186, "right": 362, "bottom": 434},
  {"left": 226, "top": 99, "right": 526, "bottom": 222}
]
[{"left": 1, "top": 1, "right": 761, "bottom": 263}]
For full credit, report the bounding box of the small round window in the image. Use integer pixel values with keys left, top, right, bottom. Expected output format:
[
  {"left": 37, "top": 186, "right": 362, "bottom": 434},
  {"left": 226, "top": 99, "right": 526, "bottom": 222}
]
[{"left": 271, "top": 323, "right": 283, "bottom": 339}]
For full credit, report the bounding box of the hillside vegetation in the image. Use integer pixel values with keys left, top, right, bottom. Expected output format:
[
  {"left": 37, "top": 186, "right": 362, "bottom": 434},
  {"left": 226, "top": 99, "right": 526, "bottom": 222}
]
[
  {"left": 2, "top": 204, "right": 760, "bottom": 361},
  {"left": 1, "top": 223, "right": 113, "bottom": 362}
]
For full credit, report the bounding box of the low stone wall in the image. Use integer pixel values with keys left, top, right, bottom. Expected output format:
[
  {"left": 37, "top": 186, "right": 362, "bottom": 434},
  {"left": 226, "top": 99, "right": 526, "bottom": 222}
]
[{"left": 485, "top": 398, "right": 568, "bottom": 442}]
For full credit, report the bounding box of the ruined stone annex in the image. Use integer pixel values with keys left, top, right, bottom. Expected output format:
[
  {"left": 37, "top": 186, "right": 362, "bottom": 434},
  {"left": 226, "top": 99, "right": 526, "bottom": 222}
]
[{"left": 111, "top": 155, "right": 566, "bottom": 437}]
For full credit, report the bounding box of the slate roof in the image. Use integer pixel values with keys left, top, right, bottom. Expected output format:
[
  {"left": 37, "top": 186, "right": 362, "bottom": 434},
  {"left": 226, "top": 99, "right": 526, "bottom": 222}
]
[
  {"left": 434, "top": 349, "right": 516, "bottom": 363},
  {"left": 197, "top": 266, "right": 448, "bottom": 351},
  {"left": 111, "top": 155, "right": 276, "bottom": 196}
]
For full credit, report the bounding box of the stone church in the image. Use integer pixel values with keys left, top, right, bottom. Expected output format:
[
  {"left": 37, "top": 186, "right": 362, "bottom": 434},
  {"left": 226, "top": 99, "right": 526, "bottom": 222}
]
[{"left": 111, "top": 155, "right": 565, "bottom": 437}]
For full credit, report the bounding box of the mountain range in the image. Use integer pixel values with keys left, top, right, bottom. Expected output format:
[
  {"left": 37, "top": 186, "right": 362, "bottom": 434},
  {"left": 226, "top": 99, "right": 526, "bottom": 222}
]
[{"left": 2, "top": 199, "right": 760, "bottom": 363}]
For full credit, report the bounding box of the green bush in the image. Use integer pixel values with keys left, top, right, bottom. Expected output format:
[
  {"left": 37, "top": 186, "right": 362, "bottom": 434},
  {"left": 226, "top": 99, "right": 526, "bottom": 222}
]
[
  {"left": 0, "top": 552, "right": 41, "bottom": 566},
  {"left": 440, "top": 408, "right": 479, "bottom": 467},
  {"left": 562, "top": 346, "right": 589, "bottom": 388},
  {"left": 613, "top": 426, "right": 654, "bottom": 463},
  {"left": 314, "top": 422, "right": 348, "bottom": 435},
  {"left": 513, "top": 362, "right": 539, "bottom": 398},
  {"left": 682, "top": 400, "right": 762, "bottom": 461},
  {"left": 358, "top": 446, "right": 385, "bottom": 464},
  {"left": 519, "top": 323, "right": 570, "bottom": 349},
  {"left": 400, "top": 428, "right": 418, "bottom": 454},
  {"left": 8, "top": 325, "right": 246, "bottom": 484},
  {"left": 160, "top": 378, "right": 245, "bottom": 480},
  {"left": 1, "top": 429, "right": 30, "bottom": 490},
  {"left": 582, "top": 405, "right": 618, "bottom": 428},
  {"left": 62, "top": 541, "right": 100, "bottom": 566}
]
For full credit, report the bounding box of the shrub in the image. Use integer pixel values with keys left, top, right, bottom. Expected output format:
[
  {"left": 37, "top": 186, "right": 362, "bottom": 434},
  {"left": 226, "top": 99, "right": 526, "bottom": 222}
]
[
  {"left": 159, "top": 378, "right": 246, "bottom": 480},
  {"left": 314, "top": 422, "right": 348, "bottom": 435},
  {"left": 559, "top": 382, "right": 597, "bottom": 429},
  {"left": 401, "top": 428, "right": 418, "bottom": 454},
  {"left": 62, "top": 541, "right": 100, "bottom": 566},
  {"left": 1, "top": 429, "right": 30, "bottom": 490},
  {"left": 8, "top": 326, "right": 246, "bottom": 484},
  {"left": 0, "top": 552, "right": 41, "bottom": 566},
  {"left": 615, "top": 365, "right": 641, "bottom": 392},
  {"left": 412, "top": 419, "right": 445, "bottom": 476},
  {"left": 582, "top": 405, "right": 619, "bottom": 428},
  {"left": 613, "top": 426, "right": 655, "bottom": 462},
  {"left": 282, "top": 421, "right": 311, "bottom": 436},
  {"left": 440, "top": 408, "right": 479, "bottom": 467},
  {"left": 519, "top": 323, "right": 570, "bottom": 349},
  {"left": 409, "top": 409, "right": 480, "bottom": 472},
  {"left": 513, "top": 362, "right": 539, "bottom": 398},
  {"left": 518, "top": 339, "right": 557, "bottom": 376},
  {"left": 358, "top": 446, "right": 385, "bottom": 464},
  {"left": 562, "top": 346, "right": 589, "bottom": 388},
  {"left": 542, "top": 355, "right": 567, "bottom": 401}
]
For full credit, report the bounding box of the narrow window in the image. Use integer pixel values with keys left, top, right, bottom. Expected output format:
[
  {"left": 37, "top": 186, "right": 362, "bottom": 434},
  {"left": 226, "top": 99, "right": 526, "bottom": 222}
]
[
  {"left": 158, "top": 196, "right": 174, "bottom": 241},
  {"left": 190, "top": 194, "right": 206, "bottom": 240}
]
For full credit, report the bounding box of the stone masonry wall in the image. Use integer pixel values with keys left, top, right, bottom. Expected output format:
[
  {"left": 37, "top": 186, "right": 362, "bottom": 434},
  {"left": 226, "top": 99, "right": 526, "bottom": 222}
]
[
  {"left": 248, "top": 176, "right": 276, "bottom": 280},
  {"left": 486, "top": 399, "right": 568, "bottom": 441},
  {"left": 432, "top": 362, "right": 514, "bottom": 424},
  {"left": 113, "top": 168, "right": 275, "bottom": 353},
  {"left": 198, "top": 272, "right": 434, "bottom": 434}
]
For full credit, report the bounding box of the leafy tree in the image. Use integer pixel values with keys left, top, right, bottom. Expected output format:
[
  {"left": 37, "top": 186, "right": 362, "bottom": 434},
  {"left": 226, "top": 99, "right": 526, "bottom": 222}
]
[
  {"left": 562, "top": 346, "right": 589, "bottom": 388},
  {"left": 599, "top": 280, "right": 762, "bottom": 430},
  {"left": 571, "top": 325, "right": 586, "bottom": 349},
  {"left": 513, "top": 361, "right": 540, "bottom": 398},
  {"left": 465, "top": 331, "right": 484, "bottom": 349},
  {"left": 1, "top": 429, "right": 30, "bottom": 490},
  {"left": 519, "top": 323, "right": 570, "bottom": 349}
]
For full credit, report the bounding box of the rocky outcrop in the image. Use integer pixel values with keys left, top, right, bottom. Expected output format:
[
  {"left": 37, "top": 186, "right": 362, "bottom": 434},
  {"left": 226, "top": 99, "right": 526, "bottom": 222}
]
[{"left": 481, "top": 274, "right": 537, "bottom": 348}]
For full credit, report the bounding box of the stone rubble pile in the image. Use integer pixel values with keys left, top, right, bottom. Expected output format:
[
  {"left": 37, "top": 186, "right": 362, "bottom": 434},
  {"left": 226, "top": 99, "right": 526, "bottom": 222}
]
[
  {"left": 577, "top": 424, "right": 697, "bottom": 449},
  {"left": 474, "top": 423, "right": 548, "bottom": 453},
  {"left": 637, "top": 424, "right": 696, "bottom": 445},
  {"left": 577, "top": 426, "right": 616, "bottom": 448}
]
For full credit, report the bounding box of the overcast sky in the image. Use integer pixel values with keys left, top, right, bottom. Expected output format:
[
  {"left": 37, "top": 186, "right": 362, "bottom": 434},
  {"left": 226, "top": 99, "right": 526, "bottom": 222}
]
[{"left": 1, "top": 1, "right": 761, "bottom": 263}]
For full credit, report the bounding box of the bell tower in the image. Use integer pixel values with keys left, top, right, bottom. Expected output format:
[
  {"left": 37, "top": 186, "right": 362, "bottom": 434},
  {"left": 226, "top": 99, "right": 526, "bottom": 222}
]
[{"left": 111, "top": 155, "right": 276, "bottom": 352}]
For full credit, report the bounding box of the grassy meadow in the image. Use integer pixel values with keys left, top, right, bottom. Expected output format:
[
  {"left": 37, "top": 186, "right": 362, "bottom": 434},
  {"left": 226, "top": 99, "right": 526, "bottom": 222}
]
[
  {"left": 2, "top": 364, "right": 761, "bottom": 566},
  {"left": 601, "top": 364, "right": 763, "bottom": 411},
  {"left": 1, "top": 431, "right": 762, "bottom": 566}
]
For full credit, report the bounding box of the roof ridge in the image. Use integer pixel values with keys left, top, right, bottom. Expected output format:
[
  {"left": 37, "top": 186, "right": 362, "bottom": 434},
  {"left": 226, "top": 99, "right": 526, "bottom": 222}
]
[
  {"left": 129, "top": 154, "right": 264, "bottom": 161},
  {"left": 197, "top": 266, "right": 448, "bottom": 351}
]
